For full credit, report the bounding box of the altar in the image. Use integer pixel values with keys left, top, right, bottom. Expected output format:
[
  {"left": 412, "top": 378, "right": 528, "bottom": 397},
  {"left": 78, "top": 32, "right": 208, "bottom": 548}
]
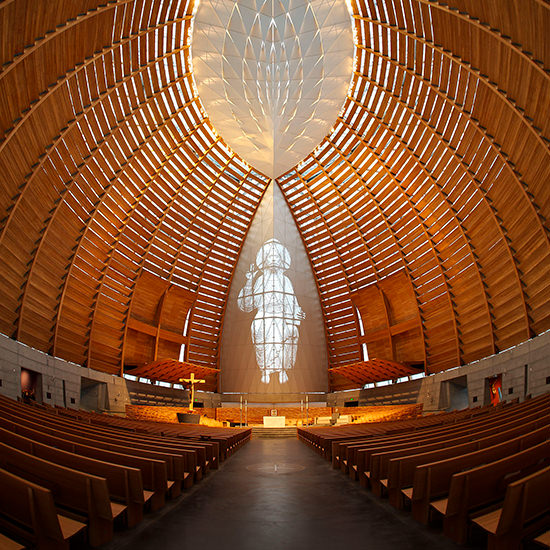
[{"left": 263, "top": 416, "right": 285, "bottom": 427}]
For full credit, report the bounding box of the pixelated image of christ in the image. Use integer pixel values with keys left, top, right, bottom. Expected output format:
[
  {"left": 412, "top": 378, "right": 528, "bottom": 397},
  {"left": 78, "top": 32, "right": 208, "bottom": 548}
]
[{"left": 237, "top": 239, "right": 305, "bottom": 384}]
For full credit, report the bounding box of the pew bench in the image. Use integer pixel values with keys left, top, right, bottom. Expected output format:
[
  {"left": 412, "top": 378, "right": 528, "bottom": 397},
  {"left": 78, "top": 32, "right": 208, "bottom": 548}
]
[
  {"left": 1, "top": 417, "right": 168, "bottom": 511},
  {"left": 355, "top": 405, "right": 550, "bottom": 492},
  {"left": 534, "top": 530, "right": 550, "bottom": 548},
  {"left": 0, "top": 531, "right": 25, "bottom": 549},
  {"left": 431, "top": 440, "right": 550, "bottom": 544},
  {"left": 0, "top": 412, "right": 190, "bottom": 497},
  {"left": 0, "top": 468, "right": 86, "bottom": 550},
  {"left": 409, "top": 427, "right": 550, "bottom": 525},
  {"left": 320, "top": 394, "right": 550, "bottom": 471},
  {"left": 388, "top": 421, "right": 550, "bottom": 509},
  {"left": 0, "top": 426, "right": 147, "bottom": 528},
  {"left": 471, "top": 465, "right": 550, "bottom": 550},
  {"left": 0, "top": 404, "right": 198, "bottom": 490},
  {"left": 0, "top": 442, "right": 124, "bottom": 547}
]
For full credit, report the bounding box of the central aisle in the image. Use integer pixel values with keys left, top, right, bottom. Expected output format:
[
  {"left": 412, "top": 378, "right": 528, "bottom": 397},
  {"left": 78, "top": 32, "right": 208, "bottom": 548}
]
[{"left": 109, "top": 438, "right": 471, "bottom": 550}]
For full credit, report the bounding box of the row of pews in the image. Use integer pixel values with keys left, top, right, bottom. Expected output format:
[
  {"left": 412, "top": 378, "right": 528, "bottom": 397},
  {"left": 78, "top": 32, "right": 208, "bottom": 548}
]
[
  {"left": 0, "top": 394, "right": 251, "bottom": 549},
  {"left": 298, "top": 393, "right": 550, "bottom": 550},
  {"left": 53, "top": 406, "right": 249, "bottom": 462}
]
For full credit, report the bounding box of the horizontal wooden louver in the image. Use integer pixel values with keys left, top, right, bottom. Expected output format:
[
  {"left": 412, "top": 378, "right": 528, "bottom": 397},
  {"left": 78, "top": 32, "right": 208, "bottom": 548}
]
[
  {"left": 122, "top": 270, "right": 195, "bottom": 369},
  {"left": 351, "top": 270, "right": 424, "bottom": 366},
  {"left": 0, "top": 0, "right": 547, "bottom": 388}
]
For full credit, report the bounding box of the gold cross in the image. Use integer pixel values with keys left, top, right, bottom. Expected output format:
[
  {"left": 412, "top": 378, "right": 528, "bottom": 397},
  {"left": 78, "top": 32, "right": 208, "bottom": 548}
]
[{"left": 179, "top": 372, "right": 206, "bottom": 411}]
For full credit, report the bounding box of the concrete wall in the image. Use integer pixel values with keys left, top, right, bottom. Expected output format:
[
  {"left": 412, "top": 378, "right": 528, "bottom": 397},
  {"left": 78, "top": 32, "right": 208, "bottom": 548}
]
[
  {"left": 125, "top": 379, "right": 220, "bottom": 409},
  {"left": 1, "top": 329, "right": 549, "bottom": 414},
  {"left": 0, "top": 333, "right": 130, "bottom": 412},
  {"left": 417, "top": 330, "right": 550, "bottom": 411},
  {"left": 328, "top": 378, "right": 422, "bottom": 408}
]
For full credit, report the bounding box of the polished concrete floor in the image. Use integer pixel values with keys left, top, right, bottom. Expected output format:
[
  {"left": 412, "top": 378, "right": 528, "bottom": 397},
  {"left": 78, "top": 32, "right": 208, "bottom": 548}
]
[{"left": 105, "top": 438, "right": 478, "bottom": 550}]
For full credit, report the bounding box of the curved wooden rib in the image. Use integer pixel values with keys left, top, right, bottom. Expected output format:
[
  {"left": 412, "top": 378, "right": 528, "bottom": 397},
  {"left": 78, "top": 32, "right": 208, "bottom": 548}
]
[{"left": 0, "top": 0, "right": 548, "bottom": 388}]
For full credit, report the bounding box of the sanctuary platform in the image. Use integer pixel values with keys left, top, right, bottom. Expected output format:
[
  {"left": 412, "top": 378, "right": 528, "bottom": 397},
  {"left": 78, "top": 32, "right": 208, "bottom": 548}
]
[{"left": 125, "top": 403, "right": 422, "bottom": 427}]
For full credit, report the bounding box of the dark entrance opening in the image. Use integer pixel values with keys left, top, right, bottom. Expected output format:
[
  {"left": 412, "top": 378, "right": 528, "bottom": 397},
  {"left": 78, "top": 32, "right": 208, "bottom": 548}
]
[
  {"left": 80, "top": 377, "right": 108, "bottom": 411},
  {"left": 21, "top": 368, "right": 42, "bottom": 403},
  {"left": 440, "top": 375, "right": 468, "bottom": 411}
]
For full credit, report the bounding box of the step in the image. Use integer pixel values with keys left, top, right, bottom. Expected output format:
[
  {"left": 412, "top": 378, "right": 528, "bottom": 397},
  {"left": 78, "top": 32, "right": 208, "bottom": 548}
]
[{"left": 251, "top": 426, "right": 298, "bottom": 438}]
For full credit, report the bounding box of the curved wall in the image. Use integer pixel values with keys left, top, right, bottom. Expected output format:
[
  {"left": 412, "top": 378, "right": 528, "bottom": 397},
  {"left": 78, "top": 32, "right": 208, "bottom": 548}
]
[
  {"left": 0, "top": 1, "right": 548, "bottom": 387},
  {"left": 1, "top": 330, "right": 548, "bottom": 412}
]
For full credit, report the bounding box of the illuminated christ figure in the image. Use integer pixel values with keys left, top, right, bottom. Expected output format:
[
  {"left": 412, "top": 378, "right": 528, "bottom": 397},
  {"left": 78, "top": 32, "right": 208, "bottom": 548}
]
[{"left": 238, "top": 239, "right": 305, "bottom": 384}]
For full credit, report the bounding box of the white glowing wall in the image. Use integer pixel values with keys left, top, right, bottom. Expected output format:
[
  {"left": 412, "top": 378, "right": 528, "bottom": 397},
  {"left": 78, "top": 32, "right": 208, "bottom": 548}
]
[
  {"left": 237, "top": 238, "right": 305, "bottom": 384},
  {"left": 220, "top": 182, "right": 328, "bottom": 394}
]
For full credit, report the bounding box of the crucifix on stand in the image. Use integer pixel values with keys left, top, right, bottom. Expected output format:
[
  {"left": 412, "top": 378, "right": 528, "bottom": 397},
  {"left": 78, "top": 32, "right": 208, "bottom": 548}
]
[{"left": 179, "top": 372, "right": 205, "bottom": 411}]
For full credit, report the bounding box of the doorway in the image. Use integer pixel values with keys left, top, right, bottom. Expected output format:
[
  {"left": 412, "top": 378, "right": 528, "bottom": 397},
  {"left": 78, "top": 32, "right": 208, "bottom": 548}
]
[
  {"left": 80, "top": 377, "right": 108, "bottom": 411},
  {"left": 20, "top": 368, "right": 42, "bottom": 403},
  {"left": 440, "top": 375, "right": 468, "bottom": 411}
]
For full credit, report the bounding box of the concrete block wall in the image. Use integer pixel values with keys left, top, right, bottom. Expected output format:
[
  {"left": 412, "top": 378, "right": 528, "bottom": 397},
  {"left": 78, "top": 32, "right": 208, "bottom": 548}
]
[
  {"left": 328, "top": 378, "right": 422, "bottom": 408},
  {"left": 0, "top": 333, "right": 130, "bottom": 412},
  {"left": 1, "top": 330, "right": 549, "bottom": 415},
  {"left": 417, "top": 330, "right": 550, "bottom": 411},
  {"left": 194, "top": 390, "right": 221, "bottom": 409},
  {"left": 0, "top": 335, "right": 20, "bottom": 400}
]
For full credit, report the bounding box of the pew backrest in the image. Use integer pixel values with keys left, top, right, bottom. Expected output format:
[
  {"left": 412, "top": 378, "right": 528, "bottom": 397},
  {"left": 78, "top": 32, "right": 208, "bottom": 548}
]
[
  {"left": 0, "top": 442, "right": 115, "bottom": 547},
  {"left": 0, "top": 467, "right": 86, "bottom": 550}
]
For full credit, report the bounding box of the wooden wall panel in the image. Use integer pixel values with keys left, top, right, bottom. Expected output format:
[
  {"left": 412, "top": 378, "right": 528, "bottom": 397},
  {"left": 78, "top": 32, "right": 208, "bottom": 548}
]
[
  {"left": 352, "top": 271, "right": 424, "bottom": 366},
  {"left": 0, "top": 0, "right": 547, "bottom": 388},
  {"left": 279, "top": 0, "right": 550, "bottom": 384}
]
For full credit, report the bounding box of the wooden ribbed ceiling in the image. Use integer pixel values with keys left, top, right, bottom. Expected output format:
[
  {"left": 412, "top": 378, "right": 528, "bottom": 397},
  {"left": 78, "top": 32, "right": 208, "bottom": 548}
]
[{"left": 0, "top": 0, "right": 548, "bottom": 387}]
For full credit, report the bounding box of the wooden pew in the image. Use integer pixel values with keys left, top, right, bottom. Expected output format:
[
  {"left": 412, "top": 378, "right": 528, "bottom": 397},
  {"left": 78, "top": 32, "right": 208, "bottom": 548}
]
[
  {"left": 47, "top": 402, "right": 222, "bottom": 470},
  {"left": 432, "top": 440, "right": 550, "bottom": 544},
  {"left": 40, "top": 403, "right": 211, "bottom": 477},
  {"left": 62, "top": 414, "right": 218, "bottom": 476},
  {"left": 0, "top": 414, "right": 175, "bottom": 510},
  {"left": 84, "top": 407, "right": 254, "bottom": 462},
  {"left": 153, "top": 424, "right": 251, "bottom": 460},
  {"left": 411, "top": 428, "right": 549, "bottom": 525},
  {"left": 0, "top": 442, "right": 124, "bottom": 547},
  {"left": 95, "top": 414, "right": 224, "bottom": 466},
  {"left": 353, "top": 431, "right": 480, "bottom": 490},
  {"left": 0, "top": 411, "right": 190, "bottom": 496},
  {"left": 341, "top": 418, "right": 498, "bottom": 476},
  {"left": 0, "top": 402, "right": 200, "bottom": 488},
  {"left": 332, "top": 394, "right": 549, "bottom": 472},
  {"left": 472, "top": 465, "right": 550, "bottom": 550},
  {"left": 43, "top": 399, "right": 222, "bottom": 474},
  {"left": 374, "top": 412, "right": 550, "bottom": 499},
  {"left": 388, "top": 422, "right": 550, "bottom": 509},
  {"left": 302, "top": 405, "right": 495, "bottom": 460},
  {"left": 345, "top": 395, "right": 550, "bottom": 482},
  {"left": 333, "top": 413, "right": 484, "bottom": 471},
  {"left": 0, "top": 426, "right": 147, "bottom": 528},
  {"left": 0, "top": 468, "right": 86, "bottom": 550},
  {"left": 533, "top": 530, "right": 550, "bottom": 548},
  {"left": 60, "top": 406, "right": 247, "bottom": 461},
  {"left": 357, "top": 405, "right": 550, "bottom": 491},
  {"left": 0, "top": 531, "right": 26, "bottom": 549}
]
